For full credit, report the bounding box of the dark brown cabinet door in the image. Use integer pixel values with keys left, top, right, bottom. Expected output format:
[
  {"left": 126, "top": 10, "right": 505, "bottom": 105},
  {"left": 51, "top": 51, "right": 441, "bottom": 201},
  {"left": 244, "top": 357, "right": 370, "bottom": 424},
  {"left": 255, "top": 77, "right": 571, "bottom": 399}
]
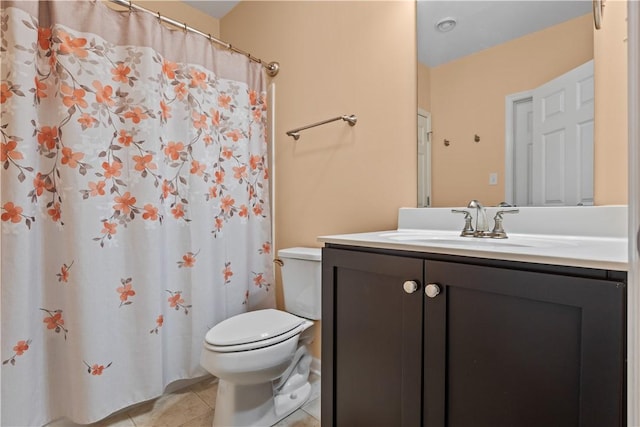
[
  {"left": 423, "top": 260, "right": 625, "bottom": 427},
  {"left": 322, "top": 248, "right": 423, "bottom": 427}
]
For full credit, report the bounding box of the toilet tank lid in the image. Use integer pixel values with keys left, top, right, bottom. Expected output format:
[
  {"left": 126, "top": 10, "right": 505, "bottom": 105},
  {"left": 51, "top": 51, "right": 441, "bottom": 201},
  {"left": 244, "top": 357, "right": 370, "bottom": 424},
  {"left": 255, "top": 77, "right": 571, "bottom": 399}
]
[
  {"left": 277, "top": 247, "right": 322, "bottom": 261},
  {"left": 205, "top": 309, "right": 307, "bottom": 347}
]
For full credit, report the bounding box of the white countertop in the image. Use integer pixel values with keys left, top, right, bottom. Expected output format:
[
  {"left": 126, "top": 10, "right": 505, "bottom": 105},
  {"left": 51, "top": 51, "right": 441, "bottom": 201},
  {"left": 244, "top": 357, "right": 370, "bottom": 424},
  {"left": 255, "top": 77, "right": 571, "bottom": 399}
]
[{"left": 318, "top": 206, "right": 629, "bottom": 271}]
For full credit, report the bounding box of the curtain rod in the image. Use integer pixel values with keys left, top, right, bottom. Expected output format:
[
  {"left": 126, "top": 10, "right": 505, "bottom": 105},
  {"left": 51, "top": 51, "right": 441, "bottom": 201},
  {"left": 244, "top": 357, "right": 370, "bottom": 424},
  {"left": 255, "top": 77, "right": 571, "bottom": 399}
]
[{"left": 108, "top": 0, "right": 280, "bottom": 77}]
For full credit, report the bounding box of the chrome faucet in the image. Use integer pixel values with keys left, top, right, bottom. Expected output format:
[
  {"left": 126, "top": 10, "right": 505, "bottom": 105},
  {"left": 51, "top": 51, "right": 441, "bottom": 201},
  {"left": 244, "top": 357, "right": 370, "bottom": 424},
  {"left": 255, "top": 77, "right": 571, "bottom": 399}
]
[{"left": 467, "top": 199, "right": 488, "bottom": 235}]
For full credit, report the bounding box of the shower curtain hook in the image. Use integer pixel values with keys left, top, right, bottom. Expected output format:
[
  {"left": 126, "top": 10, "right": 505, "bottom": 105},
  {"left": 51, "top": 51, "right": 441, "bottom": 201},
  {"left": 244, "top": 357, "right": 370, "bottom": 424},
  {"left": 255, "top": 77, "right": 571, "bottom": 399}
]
[
  {"left": 156, "top": 11, "right": 161, "bottom": 23},
  {"left": 183, "top": 22, "right": 188, "bottom": 33},
  {"left": 128, "top": 0, "right": 132, "bottom": 13}
]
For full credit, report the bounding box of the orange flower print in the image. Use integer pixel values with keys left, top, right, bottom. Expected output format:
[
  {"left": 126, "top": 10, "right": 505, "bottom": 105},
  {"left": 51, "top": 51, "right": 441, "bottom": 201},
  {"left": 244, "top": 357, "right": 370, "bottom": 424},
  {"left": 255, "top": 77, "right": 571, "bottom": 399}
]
[
  {"left": 249, "top": 90, "right": 258, "bottom": 106},
  {"left": 177, "top": 250, "right": 199, "bottom": 268},
  {"left": 223, "top": 262, "right": 233, "bottom": 284},
  {"left": 117, "top": 130, "right": 133, "bottom": 147},
  {"left": 142, "top": 204, "right": 159, "bottom": 221},
  {"left": 253, "top": 108, "right": 262, "bottom": 122},
  {"left": 162, "top": 60, "right": 178, "bottom": 79},
  {"left": 60, "top": 147, "right": 84, "bottom": 168},
  {"left": 166, "top": 290, "right": 191, "bottom": 314},
  {"left": 214, "top": 170, "right": 225, "bottom": 184},
  {"left": 189, "top": 69, "right": 207, "bottom": 89},
  {"left": 38, "top": 27, "right": 52, "bottom": 50},
  {"left": 239, "top": 205, "right": 248, "bottom": 218},
  {"left": 253, "top": 272, "right": 267, "bottom": 289},
  {"left": 213, "top": 217, "right": 224, "bottom": 233},
  {"left": 88, "top": 180, "right": 106, "bottom": 196},
  {"left": 150, "top": 314, "right": 164, "bottom": 334},
  {"left": 164, "top": 141, "right": 184, "bottom": 161},
  {"left": 124, "top": 106, "right": 148, "bottom": 124},
  {"left": 78, "top": 113, "right": 97, "bottom": 129},
  {"left": 260, "top": 242, "right": 271, "bottom": 255},
  {"left": 40, "top": 308, "right": 68, "bottom": 339},
  {"left": 48, "top": 202, "right": 61, "bottom": 223},
  {"left": 33, "top": 173, "right": 52, "bottom": 197},
  {"left": 253, "top": 204, "right": 264, "bottom": 216},
  {"left": 210, "top": 109, "right": 220, "bottom": 127},
  {"left": 133, "top": 154, "right": 157, "bottom": 172},
  {"left": 220, "top": 195, "right": 235, "bottom": 213},
  {"left": 101, "top": 221, "right": 117, "bottom": 236},
  {"left": 190, "top": 160, "right": 205, "bottom": 176},
  {"left": 37, "top": 126, "right": 58, "bottom": 150},
  {"left": 233, "top": 165, "right": 247, "bottom": 180},
  {"left": 2, "top": 339, "right": 32, "bottom": 366},
  {"left": 171, "top": 203, "right": 185, "bottom": 219},
  {"left": 92, "top": 81, "right": 114, "bottom": 106},
  {"left": 1, "top": 140, "right": 23, "bottom": 162},
  {"left": 207, "top": 186, "right": 218, "bottom": 200},
  {"left": 83, "top": 360, "right": 112, "bottom": 375},
  {"left": 203, "top": 134, "right": 213, "bottom": 146},
  {"left": 102, "top": 161, "right": 122, "bottom": 178},
  {"left": 221, "top": 147, "right": 233, "bottom": 160},
  {"left": 114, "top": 191, "right": 137, "bottom": 214},
  {"left": 34, "top": 77, "right": 48, "bottom": 100},
  {"left": 249, "top": 155, "right": 262, "bottom": 170},
  {"left": 111, "top": 62, "right": 131, "bottom": 83},
  {"left": 161, "top": 180, "right": 174, "bottom": 199},
  {"left": 117, "top": 278, "right": 135, "bottom": 307},
  {"left": 58, "top": 31, "right": 88, "bottom": 58},
  {"left": 174, "top": 82, "right": 187, "bottom": 100},
  {"left": 1, "top": 202, "right": 23, "bottom": 223},
  {"left": 192, "top": 112, "right": 208, "bottom": 130},
  {"left": 226, "top": 129, "right": 242, "bottom": 142},
  {"left": 1, "top": 83, "right": 13, "bottom": 104},
  {"left": 218, "top": 94, "right": 231, "bottom": 109},
  {"left": 160, "top": 100, "right": 172, "bottom": 121},
  {"left": 56, "top": 261, "right": 73, "bottom": 283},
  {"left": 61, "top": 84, "right": 88, "bottom": 109}
]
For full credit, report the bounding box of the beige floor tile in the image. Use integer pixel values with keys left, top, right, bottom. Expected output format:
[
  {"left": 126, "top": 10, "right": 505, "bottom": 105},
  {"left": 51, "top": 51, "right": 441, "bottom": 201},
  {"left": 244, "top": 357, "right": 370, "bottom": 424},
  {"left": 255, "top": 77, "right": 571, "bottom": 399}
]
[
  {"left": 126, "top": 389, "right": 210, "bottom": 427},
  {"left": 45, "top": 411, "right": 135, "bottom": 427},
  {"left": 274, "top": 409, "right": 320, "bottom": 427},
  {"left": 301, "top": 396, "right": 321, "bottom": 421},
  {"left": 177, "top": 408, "right": 214, "bottom": 427},
  {"left": 189, "top": 377, "right": 219, "bottom": 409}
]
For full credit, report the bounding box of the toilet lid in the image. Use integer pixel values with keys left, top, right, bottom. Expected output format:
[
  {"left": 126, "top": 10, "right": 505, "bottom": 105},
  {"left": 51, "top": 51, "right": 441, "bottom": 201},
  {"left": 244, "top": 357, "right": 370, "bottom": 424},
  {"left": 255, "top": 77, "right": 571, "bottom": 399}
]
[{"left": 205, "top": 309, "right": 307, "bottom": 347}]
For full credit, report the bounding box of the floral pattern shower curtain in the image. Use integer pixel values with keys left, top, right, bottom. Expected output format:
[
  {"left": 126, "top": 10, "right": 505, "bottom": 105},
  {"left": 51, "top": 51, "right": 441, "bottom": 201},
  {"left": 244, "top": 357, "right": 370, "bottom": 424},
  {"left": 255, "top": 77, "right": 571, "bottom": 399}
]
[{"left": 0, "top": 1, "right": 274, "bottom": 425}]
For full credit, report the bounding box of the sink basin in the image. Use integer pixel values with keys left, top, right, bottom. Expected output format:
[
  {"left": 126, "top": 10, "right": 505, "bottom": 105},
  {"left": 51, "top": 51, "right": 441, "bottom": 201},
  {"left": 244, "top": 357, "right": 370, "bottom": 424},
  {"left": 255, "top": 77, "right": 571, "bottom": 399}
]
[{"left": 378, "top": 231, "right": 575, "bottom": 249}]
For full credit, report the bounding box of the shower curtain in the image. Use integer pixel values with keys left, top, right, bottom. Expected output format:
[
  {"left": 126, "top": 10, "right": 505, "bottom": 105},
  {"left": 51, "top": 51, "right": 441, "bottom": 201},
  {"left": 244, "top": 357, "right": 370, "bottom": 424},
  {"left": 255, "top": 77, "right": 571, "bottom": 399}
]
[{"left": 0, "top": 1, "right": 275, "bottom": 425}]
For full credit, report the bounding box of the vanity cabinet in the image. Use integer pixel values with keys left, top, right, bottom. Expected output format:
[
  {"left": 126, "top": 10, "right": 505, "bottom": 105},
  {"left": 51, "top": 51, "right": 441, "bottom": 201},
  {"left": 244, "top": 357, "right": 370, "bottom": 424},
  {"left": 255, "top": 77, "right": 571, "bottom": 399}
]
[{"left": 321, "top": 246, "right": 626, "bottom": 427}]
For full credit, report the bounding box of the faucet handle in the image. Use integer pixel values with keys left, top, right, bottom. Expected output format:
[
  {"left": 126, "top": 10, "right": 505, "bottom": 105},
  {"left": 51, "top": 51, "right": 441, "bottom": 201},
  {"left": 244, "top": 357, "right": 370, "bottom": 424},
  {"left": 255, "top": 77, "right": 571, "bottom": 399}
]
[
  {"left": 490, "top": 209, "right": 519, "bottom": 239},
  {"left": 451, "top": 209, "right": 475, "bottom": 237}
]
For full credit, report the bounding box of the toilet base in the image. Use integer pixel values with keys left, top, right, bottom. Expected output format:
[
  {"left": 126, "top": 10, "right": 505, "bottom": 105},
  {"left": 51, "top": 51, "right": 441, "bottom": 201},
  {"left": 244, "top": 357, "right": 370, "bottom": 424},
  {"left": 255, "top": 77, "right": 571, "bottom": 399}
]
[{"left": 212, "top": 347, "right": 313, "bottom": 427}]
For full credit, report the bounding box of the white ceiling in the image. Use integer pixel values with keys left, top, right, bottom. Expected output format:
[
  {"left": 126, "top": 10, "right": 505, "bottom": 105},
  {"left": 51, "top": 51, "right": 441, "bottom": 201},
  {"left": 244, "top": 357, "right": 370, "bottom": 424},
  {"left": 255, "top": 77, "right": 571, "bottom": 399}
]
[
  {"left": 183, "top": 1, "right": 592, "bottom": 68},
  {"left": 418, "top": 1, "right": 592, "bottom": 67}
]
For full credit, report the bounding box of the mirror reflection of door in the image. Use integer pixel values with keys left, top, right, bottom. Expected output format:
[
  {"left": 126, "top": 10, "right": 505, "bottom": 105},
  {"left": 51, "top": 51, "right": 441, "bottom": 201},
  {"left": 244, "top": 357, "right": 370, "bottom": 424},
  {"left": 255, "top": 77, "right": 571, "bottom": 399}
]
[
  {"left": 506, "top": 60, "right": 594, "bottom": 206},
  {"left": 418, "top": 109, "right": 432, "bottom": 207}
]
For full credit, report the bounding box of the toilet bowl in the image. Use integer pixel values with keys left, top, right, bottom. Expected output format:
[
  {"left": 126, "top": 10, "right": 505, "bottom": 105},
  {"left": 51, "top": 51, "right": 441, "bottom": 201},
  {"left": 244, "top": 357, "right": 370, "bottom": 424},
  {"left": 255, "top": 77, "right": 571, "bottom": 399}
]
[{"left": 200, "top": 247, "right": 321, "bottom": 427}]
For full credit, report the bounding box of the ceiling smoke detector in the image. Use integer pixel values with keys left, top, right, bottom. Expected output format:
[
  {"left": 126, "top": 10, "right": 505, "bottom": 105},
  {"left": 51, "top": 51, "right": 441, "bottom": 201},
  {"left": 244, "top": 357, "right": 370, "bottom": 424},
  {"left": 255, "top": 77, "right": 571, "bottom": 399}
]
[{"left": 435, "top": 17, "right": 457, "bottom": 33}]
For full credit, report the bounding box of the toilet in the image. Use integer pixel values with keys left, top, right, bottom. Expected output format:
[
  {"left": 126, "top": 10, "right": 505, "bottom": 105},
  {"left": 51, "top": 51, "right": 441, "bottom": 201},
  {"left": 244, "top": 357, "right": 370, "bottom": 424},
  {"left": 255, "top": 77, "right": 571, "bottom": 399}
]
[{"left": 200, "top": 247, "right": 322, "bottom": 427}]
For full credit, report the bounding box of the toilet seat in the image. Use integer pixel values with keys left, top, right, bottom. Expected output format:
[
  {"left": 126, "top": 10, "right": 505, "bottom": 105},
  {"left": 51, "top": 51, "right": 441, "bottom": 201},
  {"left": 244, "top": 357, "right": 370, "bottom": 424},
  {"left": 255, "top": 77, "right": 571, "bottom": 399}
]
[{"left": 204, "top": 309, "right": 310, "bottom": 353}]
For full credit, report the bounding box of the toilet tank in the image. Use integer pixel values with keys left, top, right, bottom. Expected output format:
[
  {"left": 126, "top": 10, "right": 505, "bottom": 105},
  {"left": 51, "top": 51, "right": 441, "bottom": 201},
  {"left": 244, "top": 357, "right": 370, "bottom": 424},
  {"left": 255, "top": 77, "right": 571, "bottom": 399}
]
[{"left": 278, "top": 247, "right": 322, "bottom": 320}]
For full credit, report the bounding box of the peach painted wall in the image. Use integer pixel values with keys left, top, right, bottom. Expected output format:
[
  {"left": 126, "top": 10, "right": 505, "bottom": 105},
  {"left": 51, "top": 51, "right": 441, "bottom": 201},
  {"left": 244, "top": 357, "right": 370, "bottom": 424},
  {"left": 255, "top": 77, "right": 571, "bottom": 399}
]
[
  {"left": 428, "top": 14, "right": 593, "bottom": 207},
  {"left": 221, "top": 1, "right": 417, "bottom": 358},
  {"left": 594, "top": 0, "right": 628, "bottom": 205}
]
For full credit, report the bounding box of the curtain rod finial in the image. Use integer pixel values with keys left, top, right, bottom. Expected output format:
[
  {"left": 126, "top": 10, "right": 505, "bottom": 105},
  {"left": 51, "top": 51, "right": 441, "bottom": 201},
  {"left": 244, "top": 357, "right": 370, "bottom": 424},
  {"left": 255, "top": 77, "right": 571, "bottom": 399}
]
[{"left": 266, "top": 62, "right": 279, "bottom": 77}]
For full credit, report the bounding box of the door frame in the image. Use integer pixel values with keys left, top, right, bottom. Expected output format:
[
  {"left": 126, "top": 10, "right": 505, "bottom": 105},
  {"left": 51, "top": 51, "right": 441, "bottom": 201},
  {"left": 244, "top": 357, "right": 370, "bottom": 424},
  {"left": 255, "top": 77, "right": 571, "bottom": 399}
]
[{"left": 504, "top": 90, "right": 533, "bottom": 205}]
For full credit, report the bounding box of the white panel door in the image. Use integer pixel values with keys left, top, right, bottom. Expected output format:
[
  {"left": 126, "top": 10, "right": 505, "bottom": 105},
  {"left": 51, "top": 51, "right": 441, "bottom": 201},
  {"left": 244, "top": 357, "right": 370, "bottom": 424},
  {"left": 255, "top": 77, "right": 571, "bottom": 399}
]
[
  {"left": 418, "top": 111, "right": 431, "bottom": 207},
  {"left": 532, "top": 60, "right": 594, "bottom": 206}
]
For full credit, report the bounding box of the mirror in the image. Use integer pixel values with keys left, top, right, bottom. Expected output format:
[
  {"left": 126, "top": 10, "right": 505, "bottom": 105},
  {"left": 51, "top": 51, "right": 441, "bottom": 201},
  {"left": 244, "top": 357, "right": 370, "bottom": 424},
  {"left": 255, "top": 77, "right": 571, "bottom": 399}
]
[{"left": 417, "top": 1, "right": 594, "bottom": 207}]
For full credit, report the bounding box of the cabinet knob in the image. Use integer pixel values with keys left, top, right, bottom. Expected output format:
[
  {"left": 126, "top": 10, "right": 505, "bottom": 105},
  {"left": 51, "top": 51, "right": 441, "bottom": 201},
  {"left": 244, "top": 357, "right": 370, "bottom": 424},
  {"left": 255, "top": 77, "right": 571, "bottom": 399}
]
[
  {"left": 403, "top": 280, "right": 419, "bottom": 294},
  {"left": 425, "top": 283, "right": 441, "bottom": 298}
]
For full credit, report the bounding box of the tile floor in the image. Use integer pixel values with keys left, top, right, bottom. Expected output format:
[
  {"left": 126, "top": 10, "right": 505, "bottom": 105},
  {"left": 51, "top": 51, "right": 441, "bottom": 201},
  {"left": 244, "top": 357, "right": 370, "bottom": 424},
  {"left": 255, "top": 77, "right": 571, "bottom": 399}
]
[{"left": 46, "top": 374, "right": 320, "bottom": 427}]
